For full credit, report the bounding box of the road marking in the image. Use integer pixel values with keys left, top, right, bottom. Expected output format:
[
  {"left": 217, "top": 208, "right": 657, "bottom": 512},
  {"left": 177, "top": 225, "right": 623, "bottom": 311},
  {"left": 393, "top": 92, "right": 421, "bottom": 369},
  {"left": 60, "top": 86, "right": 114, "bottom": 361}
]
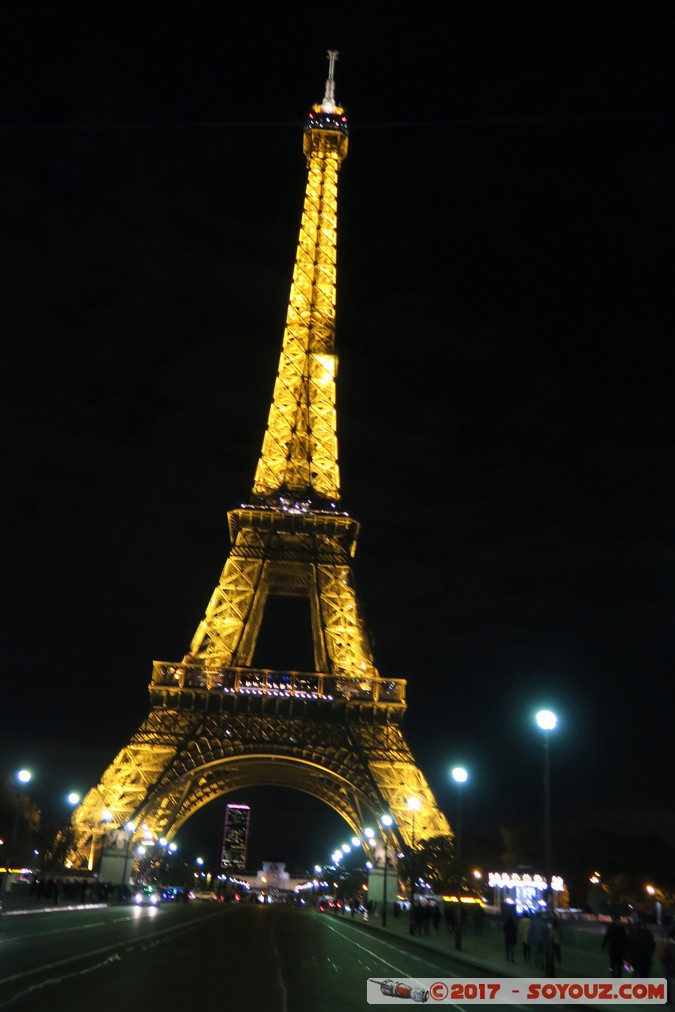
[{"left": 0, "top": 908, "right": 225, "bottom": 989}]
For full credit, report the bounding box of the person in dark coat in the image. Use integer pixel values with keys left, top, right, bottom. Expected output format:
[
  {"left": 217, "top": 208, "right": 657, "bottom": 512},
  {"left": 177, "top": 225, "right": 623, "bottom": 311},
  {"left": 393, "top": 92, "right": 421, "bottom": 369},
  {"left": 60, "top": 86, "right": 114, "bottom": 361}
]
[
  {"left": 602, "top": 915, "right": 628, "bottom": 977},
  {"left": 519, "top": 913, "right": 532, "bottom": 963},
  {"left": 503, "top": 913, "right": 518, "bottom": 963},
  {"left": 530, "top": 913, "right": 547, "bottom": 970},
  {"left": 628, "top": 920, "right": 656, "bottom": 977},
  {"left": 658, "top": 926, "right": 675, "bottom": 1006}
]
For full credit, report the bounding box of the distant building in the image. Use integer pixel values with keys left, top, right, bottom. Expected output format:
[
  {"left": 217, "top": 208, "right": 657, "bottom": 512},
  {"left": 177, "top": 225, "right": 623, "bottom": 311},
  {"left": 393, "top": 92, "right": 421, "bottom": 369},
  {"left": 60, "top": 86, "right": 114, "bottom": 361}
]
[
  {"left": 488, "top": 870, "right": 565, "bottom": 914},
  {"left": 221, "top": 804, "right": 251, "bottom": 872},
  {"left": 235, "top": 861, "right": 308, "bottom": 897}
]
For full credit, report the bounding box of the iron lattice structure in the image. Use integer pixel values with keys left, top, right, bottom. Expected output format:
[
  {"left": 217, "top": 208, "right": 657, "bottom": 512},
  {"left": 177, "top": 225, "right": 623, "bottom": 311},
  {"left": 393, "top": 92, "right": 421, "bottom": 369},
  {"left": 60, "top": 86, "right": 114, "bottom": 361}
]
[{"left": 63, "top": 52, "right": 452, "bottom": 873}]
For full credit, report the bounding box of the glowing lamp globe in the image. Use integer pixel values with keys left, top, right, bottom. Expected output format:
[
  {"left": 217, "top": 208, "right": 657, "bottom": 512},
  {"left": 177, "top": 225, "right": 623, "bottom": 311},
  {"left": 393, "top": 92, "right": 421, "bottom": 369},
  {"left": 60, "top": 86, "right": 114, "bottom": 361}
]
[{"left": 535, "top": 710, "right": 558, "bottom": 732}]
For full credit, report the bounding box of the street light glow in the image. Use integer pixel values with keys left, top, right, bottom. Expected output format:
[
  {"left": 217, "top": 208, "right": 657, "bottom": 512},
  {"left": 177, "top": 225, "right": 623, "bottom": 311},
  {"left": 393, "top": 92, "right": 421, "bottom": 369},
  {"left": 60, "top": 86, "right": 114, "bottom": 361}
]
[
  {"left": 535, "top": 709, "right": 558, "bottom": 732},
  {"left": 17, "top": 769, "right": 31, "bottom": 784},
  {"left": 451, "top": 767, "right": 469, "bottom": 951},
  {"left": 381, "top": 814, "right": 393, "bottom": 828},
  {"left": 534, "top": 706, "right": 557, "bottom": 976},
  {"left": 67, "top": 792, "right": 80, "bottom": 806}
]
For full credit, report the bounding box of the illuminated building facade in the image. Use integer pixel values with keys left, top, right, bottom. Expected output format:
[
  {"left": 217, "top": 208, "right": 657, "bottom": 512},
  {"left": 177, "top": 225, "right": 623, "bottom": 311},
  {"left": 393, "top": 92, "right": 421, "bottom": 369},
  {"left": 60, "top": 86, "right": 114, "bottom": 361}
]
[
  {"left": 221, "top": 804, "right": 251, "bottom": 872},
  {"left": 488, "top": 871, "right": 565, "bottom": 914}
]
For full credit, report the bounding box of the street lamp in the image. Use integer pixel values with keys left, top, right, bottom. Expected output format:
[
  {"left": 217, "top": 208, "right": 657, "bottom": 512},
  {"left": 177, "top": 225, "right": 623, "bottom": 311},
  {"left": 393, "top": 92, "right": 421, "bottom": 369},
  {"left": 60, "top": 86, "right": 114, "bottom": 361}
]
[
  {"left": 407, "top": 797, "right": 421, "bottom": 934},
  {"left": 646, "top": 884, "right": 663, "bottom": 926},
  {"left": 1, "top": 770, "right": 32, "bottom": 898},
  {"left": 535, "top": 708, "right": 557, "bottom": 977},
  {"left": 381, "top": 814, "right": 393, "bottom": 928},
  {"left": 12, "top": 770, "right": 32, "bottom": 863},
  {"left": 451, "top": 766, "right": 468, "bottom": 951}
]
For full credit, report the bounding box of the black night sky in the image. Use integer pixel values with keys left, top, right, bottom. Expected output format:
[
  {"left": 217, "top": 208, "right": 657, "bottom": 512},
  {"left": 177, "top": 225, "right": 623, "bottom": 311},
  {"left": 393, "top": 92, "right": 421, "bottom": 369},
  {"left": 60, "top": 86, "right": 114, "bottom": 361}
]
[{"left": 2, "top": 3, "right": 674, "bottom": 875}]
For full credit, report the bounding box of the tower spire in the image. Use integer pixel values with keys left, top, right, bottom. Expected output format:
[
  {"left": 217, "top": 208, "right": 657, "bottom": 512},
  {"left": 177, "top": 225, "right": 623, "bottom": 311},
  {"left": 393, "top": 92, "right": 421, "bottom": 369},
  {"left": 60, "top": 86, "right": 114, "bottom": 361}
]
[
  {"left": 250, "top": 51, "right": 348, "bottom": 510},
  {"left": 322, "top": 49, "right": 339, "bottom": 110}
]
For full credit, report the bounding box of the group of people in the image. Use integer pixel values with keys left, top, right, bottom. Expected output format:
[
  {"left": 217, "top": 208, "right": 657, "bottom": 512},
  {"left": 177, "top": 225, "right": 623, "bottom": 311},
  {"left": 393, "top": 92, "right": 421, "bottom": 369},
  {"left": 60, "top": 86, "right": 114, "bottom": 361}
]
[
  {"left": 503, "top": 911, "right": 561, "bottom": 970},
  {"left": 603, "top": 915, "right": 675, "bottom": 983},
  {"left": 408, "top": 899, "right": 443, "bottom": 935}
]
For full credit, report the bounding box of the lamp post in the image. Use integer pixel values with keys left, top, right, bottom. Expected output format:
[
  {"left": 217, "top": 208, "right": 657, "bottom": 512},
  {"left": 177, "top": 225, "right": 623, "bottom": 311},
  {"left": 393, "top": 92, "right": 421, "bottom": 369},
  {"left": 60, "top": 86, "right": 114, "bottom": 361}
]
[
  {"left": 535, "top": 708, "right": 557, "bottom": 977},
  {"left": 1, "top": 770, "right": 32, "bottom": 899},
  {"left": 381, "top": 814, "right": 393, "bottom": 928},
  {"left": 11, "top": 769, "right": 32, "bottom": 860},
  {"left": 13, "top": 765, "right": 31, "bottom": 854},
  {"left": 313, "top": 864, "right": 322, "bottom": 907},
  {"left": 407, "top": 797, "right": 421, "bottom": 934},
  {"left": 451, "top": 766, "right": 468, "bottom": 951},
  {"left": 646, "top": 884, "right": 662, "bottom": 926}
]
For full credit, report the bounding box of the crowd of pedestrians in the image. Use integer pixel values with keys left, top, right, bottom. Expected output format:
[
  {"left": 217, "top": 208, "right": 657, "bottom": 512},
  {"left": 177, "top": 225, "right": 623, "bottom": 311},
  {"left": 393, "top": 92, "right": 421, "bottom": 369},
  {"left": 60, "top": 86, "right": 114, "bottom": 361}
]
[
  {"left": 398, "top": 900, "right": 674, "bottom": 1002},
  {"left": 407, "top": 898, "right": 443, "bottom": 934},
  {"left": 500, "top": 911, "right": 561, "bottom": 969},
  {"left": 601, "top": 914, "right": 675, "bottom": 1003}
]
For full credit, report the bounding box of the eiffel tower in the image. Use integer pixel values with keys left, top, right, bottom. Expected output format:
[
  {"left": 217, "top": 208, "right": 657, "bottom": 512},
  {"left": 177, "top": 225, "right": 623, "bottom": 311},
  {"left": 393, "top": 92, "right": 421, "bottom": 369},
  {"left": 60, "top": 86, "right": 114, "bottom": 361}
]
[{"left": 64, "top": 51, "right": 452, "bottom": 876}]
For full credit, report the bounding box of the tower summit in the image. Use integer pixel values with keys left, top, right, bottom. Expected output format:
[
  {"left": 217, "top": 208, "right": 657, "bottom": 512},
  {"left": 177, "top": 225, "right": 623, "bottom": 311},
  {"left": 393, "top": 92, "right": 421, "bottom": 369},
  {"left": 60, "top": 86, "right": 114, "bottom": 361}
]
[{"left": 251, "top": 48, "right": 347, "bottom": 510}]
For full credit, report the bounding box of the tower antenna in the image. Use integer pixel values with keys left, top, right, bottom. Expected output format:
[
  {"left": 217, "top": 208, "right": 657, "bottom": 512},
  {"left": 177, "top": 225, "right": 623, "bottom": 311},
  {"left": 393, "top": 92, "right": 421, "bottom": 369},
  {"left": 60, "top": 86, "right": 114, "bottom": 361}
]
[{"left": 322, "top": 49, "right": 339, "bottom": 111}]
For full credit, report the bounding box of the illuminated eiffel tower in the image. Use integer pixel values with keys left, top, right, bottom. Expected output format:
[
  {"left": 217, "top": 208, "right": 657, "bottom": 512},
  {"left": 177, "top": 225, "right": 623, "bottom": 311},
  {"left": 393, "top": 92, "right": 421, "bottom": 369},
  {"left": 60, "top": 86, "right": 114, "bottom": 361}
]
[{"left": 64, "top": 52, "right": 451, "bottom": 876}]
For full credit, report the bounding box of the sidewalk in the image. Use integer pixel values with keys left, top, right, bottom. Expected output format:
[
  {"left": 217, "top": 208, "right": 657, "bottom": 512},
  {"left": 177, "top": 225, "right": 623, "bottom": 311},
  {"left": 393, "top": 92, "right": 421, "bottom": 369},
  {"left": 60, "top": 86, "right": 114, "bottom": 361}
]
[
  {"left": 348, "top": 907, "right": 628, "bottom": 981},
  {"left": 0, "top": 884, "right": 110, "bottom": 918}
]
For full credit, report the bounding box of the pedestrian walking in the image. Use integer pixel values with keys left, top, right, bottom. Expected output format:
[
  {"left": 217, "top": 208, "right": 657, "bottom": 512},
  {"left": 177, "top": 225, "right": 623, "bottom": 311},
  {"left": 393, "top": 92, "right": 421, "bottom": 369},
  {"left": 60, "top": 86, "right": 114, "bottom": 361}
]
[
  {"left": 629, "top": 919, "right": 656, "bottom": 977},
  {"left": 602, "top": 914, "right": 628, "bottom": 977},
  {"left": 657, "top": 927, "right": 675, "bottom": 1005},
  {"left": 550, "top": 916, "right": 562, "bottom": 967},
  {"left": 519, "top": 913, "right": 532, "bottom": 963},
  {"left": 530, "top": 913, "right": 547, "bottom": 970},
  {"left": 504, "top": 913, "right": 517, "bottom": 963}
]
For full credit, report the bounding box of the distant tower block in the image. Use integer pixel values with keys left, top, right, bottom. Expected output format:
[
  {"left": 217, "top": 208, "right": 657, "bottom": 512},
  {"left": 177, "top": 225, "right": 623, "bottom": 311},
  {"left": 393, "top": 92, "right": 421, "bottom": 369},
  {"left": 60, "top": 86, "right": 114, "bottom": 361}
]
[
  {"left": 61, "top": 51, "right": 452, "bottom": 875},
  {"left": 222, "top": 804, "right": 251, "bottom": 872}
]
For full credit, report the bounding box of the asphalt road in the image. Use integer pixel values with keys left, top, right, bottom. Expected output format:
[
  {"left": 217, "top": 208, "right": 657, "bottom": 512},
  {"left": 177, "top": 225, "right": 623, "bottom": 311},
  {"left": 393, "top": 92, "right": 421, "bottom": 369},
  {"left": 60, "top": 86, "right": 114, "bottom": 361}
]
[{"left": 0, "top": 900, "right": 526, "bottom": 1012}]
